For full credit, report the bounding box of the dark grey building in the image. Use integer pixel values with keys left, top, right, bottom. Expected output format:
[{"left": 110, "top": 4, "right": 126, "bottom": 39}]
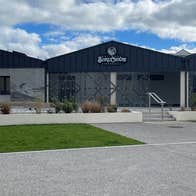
[{"left": 1, "top": 41, "right": 196, "bottom": 107}]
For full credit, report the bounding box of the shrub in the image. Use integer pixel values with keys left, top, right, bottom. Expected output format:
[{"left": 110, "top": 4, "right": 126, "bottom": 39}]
[
  {"left": 72, "top": 102, "right": 78, "bottom": 111},
  {"left": 95, "top": 96, "right": 106, "bottom": 112},
  {"left": 107, "top": 105, "right": 117, "bottom": 113},
  {"left": 81, "top": 101, "right": 92, "bottom": 113},
  {"left": 121, "top": 108, "right": 130, "bottom": 112},
  {"left": 81, "top": 101, "right": 102, "bottom": 113},
  {"left": 69, "top": 98, "right": 78, "bottom": 111},
  {"left": 0, "top": 103, "right": 11, "bottom": 114},
  {"left": 55, "top": 102, "right": 63, "bottom": 113},
  {"left": 34, "top": 98, "right": 42, "bottom": 114},
  {"left": 180, "top": 107, "right": 185, "bottom": 111},
  {"left": 49, "top": 102, "right": 56, "bottom": 108},
  {"left": 62, "top": 101, "right": 74, "bottom": 113},
  {"left": 190, "top": 93, "right": 196, "bottom": 111},
  {"left": 90, "top": 101, "right": 101, "bottom": 113}
]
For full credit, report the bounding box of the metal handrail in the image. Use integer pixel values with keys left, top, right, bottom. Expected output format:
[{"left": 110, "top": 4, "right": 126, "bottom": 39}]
[
  {"left": 147, "top": 92, "right": 166, "bottom": 120},
  {"left": 149, "top": 92, "right": 165, "bottom": 104}
]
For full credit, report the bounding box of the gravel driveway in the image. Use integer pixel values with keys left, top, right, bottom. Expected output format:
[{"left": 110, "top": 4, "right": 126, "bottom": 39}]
[
  {"left": 93, "top": 121, "right": 196, "bottom": 144},
  {"left": 1, "top": 122, "right": 196, "bottom": 196}
]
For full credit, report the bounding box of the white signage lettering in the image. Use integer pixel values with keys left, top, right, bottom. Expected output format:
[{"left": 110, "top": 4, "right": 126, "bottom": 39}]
[
  {"left": 97, "top": 46, "right": 127, "bottom": 64},
  {"left": 97, "top": 56, "right": 127, "bottom": 64}
]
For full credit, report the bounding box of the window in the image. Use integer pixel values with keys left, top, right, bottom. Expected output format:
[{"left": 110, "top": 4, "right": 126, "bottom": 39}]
[
  {"left": 117, "top": 74, "right": 132, "bottom": 80},
  {"left": 150, "top": 74, "right": 164, "bottom": 81},
  {"left": 0, "top": 76, "right": 10, "bottom": 95},
  {"left": 137, "top": 74, "right": 149, "bottom": 80},
  {"left": 192, "top": 77, "right": 196, "bottom": 93}
]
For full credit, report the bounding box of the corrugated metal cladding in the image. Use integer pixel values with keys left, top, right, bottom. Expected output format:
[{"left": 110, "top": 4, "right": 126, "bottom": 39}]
[
  {"left": 0, "top": 50, "right": 44, "bottom": 68},
  {"left": 46, "top": 41, "right": 185, "bottom": 73},
  {"left": 1, "top": 40, "right": 196, "bottom": 72},
  {"left": 185, "top": 54, "right": 196, "bottom": 71}
]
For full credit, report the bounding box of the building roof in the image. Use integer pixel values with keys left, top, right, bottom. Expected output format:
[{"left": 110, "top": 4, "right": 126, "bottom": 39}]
[{"left": 175, "top": 49, "right": 191, "bottom": 57}]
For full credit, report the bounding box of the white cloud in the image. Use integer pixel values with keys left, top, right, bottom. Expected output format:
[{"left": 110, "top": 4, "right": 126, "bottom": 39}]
[
  {"left": 0, "top": 26, "right": 46, "bottom": 58},
  {"left": 1, "top": 25, "right": 196, "bottom": 60},
  {"left": 42, "top": 34, "right": 102, "bottom": 58},
  {"left": 1, "top": 0, "right": 196, "bottom": 42},
  {"left": 0, "top": 26, "right": 103, "bottom": 59},
  {"left": 1, "top": 0, "right": 196, "bottom": 58}
]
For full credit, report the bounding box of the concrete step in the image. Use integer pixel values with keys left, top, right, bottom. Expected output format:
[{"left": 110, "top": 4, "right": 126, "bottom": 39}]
[
  {"left": 143, "top": 114, "right": 173, "bottom": 118},
  {"left": 143, "top": 118, "right": 175, "bottom": 122},
  {"left": 143, "top": 111, "right": 173, "bottom": 115},
  {"left": 143, "top": 111, "right": 175, "bottom": 122}
]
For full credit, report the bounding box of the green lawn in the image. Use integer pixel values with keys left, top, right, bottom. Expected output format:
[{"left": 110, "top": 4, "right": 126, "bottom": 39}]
[{"left": 0, "top": 124, "right": 144, "bottom": 153}]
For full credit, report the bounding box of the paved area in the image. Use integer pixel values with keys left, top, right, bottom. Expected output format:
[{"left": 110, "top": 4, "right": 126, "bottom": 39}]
[
  {"left": 1, "top": 143, "right": 196, "bottom": 196},
  {"left": 93, "top": 121, "right": 196, "bottom": 144},
  {"left": 1, "top": 122, "right": 196, "bottom": 196}
]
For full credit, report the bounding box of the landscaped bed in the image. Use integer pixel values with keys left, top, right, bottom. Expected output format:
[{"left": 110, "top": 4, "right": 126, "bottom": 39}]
[{"left": 0, "top": 124, "right": 144, "bottom": 153}]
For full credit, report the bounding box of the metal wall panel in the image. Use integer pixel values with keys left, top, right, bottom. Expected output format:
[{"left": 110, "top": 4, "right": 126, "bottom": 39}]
[
  {"left": 0, "top": 50, "right": 44, "bottom": 68},
  {"left": 186, "top": 54, "right": 196, "bottom": 71},
  {"left": 2, "top": 41, "right": 196, "bottom": 72},
  {"left": 46, "top": 41, "right": 184, "bottom": 73}
]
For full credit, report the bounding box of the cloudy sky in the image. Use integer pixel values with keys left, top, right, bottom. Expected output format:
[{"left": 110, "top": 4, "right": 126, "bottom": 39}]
[{"left": 0, "top": 0, "right": 196, "bottom": 59}]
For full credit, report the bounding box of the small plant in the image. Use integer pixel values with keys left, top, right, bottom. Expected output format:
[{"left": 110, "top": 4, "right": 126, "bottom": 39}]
[
  {"left": 81, "top": 101, "right": 102, "bottom": 113},
  {"left": 49, "top": 102, "right": 56, "bottom": 108},
  {"left": 90, "top": 101, "right": 101, "bottom": 113},
  {"left": 68, "top": 98, "right": 78, "bottom": 112},
  {"left": 96, "top": 96, "right": 106, "bottom": 112},
  {"left": 34, "top": 98, "right": 42, "bottom": 114},
  {"left": 0, "top": 103, "right": 11, "bottom": 114},
  {"left": 81, "top": 101, "right": 92, "bottom": 113},
  {"left": 190, "top": 93, "right": 196, "bottom": 111},
  {"left": 107, "top": 105, "right": 117, "bottom": 113},
  {"left": 55, "top": 102, "right": 63, "bottom": 113},
  {"left": 121, "top": 108, "right": 130, "bottom": 112},
  {"left": 62, "top": 101, "right": 74, "bottom": 113},
  {"left": 180, "top": 107, "right": 185, "bottom": 111}
]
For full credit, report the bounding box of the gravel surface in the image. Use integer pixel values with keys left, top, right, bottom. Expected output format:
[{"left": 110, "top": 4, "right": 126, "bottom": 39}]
[
  {"left": 1, "top": 122, "right": 196, "bottom": 196},
  {"left": 93, "top": 122, "right": 196, "bottom": 144},
  {"left": 0, "top": 143, "right": 196, "bottom": 196}
]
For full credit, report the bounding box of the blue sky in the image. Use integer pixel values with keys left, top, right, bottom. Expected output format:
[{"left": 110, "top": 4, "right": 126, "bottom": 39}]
[
  {"left": 16, "top": 22, "right": 183, "bottom": 49},
  {"left": 1, "top": 0, "right": 196, "bottom": 59}
]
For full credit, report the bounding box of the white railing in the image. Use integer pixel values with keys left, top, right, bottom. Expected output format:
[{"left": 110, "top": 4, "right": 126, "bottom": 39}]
[{"left": 147, "top": 92, "right": 166, "bottom": 120}]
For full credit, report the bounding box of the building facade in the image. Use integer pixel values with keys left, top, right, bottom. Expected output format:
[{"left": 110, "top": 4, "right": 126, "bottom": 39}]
[{"left": 1, "top": 41, "right": 196, "bottom": 107}]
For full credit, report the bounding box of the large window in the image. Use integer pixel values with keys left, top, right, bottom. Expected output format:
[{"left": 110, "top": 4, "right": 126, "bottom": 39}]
[
  {"left": 49, "top": 73, "right": 110, "bottom": 104},
  {"left": 0, "top": 76, "right": 10, "bottom": 95}
]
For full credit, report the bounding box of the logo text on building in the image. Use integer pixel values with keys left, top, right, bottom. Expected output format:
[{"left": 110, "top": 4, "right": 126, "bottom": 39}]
[{"left": 97, "top": 47, "right": 127, "bottom": 64}]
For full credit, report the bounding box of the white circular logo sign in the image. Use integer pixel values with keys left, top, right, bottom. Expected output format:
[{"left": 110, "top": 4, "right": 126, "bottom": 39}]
[{"left": 107, "top": 47, "right": 117, "bottom": 56}]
